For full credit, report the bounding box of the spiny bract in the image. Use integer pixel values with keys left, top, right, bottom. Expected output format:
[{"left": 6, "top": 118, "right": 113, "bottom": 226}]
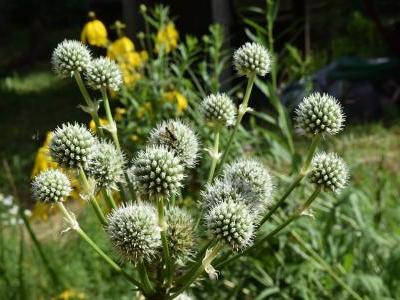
[
  {"left": 107, "top": 204, "right": 161, "bottom": 263},
  {"left": 166, "top": 207, "right": 195, "bottom": 261},
  {"left": 295, "top": 92, "right": 345, "bottom": 136},
  {"left": 233, "top": 42, "right": 271, "bottom": 77},
  {"left": 223, "top": 158, "right": 273, "bottom": 211},
  {"left": 49, "top": 123, "right": 97, "bottom": 169},
  {"left": 32, "top": 169, "right": 71, "bottom": 203},
  {"left": 132, "top": 145, "right": 185, "bottom": 198},
  {"left": 86, "top": 57, "right": 122, "bottom": 91},
  {"left": 309, "top": 152, "right": 349, "bottom": 193},
  {"left": 52, "top": 40, "right": 92, "bottom": 78},
  {"left": 200, "top": 93, "right": 236, "bottom": 127},
  {"left": 86, "top": 141, "right": 125, "bottom": 190},
  {"left": 149, "top": 119, "right": 199, "bottom": 168},
  {"left": 206, "top": 200, "right": 254, "bottom": 250}
]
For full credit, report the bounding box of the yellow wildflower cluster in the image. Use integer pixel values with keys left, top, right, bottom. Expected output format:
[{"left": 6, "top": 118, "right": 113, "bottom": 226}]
[
  {"left": 55, "top": 289, "right": 86, "bottom": 300},
  {"left": 156, "top": 22, "right": 179, "bottom": 53},
  {"left": 163, "top": 90, "right": 188, "bottom": 113},
  {"left": 80, "top": 12, "right": 108, "bottom": 47}
]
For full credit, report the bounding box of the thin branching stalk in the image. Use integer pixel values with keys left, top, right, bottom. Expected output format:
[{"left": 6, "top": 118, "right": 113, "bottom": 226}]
[
  {"left": 138, "top": 262, "right": 155, "bottom": 295},
  {"left": 101, "top": 87, "right": 121, "bottom": 150},
  {"left": 78, "top": 165, "right": 107, "bottom": 225},
  {"left": 217, "top": 187, "right": 322, "bottom": 268},
  {"left": 207, "top": 128, "right": 221, "bottom": 184},
  {"left": 56, "top": 202, "right": 143, "bottom": 289},
  {"left": 217, "top": 73, "right": 256, "bottom": 170},
  {"left": 157, "top": 197, "right": 172, "bottom": 285},
  {"left": 102, "top": 189, "right": 117, "bottom": 210}
]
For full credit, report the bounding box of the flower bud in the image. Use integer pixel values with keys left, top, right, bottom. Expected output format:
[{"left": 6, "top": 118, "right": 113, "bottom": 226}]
[
  {"left": 107, "top": 204, "right": 161, "bottom": 263},
  {"left": 149, "top": 119, "right": 199, "bottom": 168},
  {"left": 309, "top": 152, "right": 349, "bottom": 193},
  {"left": 52, "top": 40, "right": 92, "bottom": 78},
  {"left": 200, "top": 93, "right": 236, "bottom": 127},
  {"left": 86, "top": 57, "right": 122, "bottom": 91},
  {"left": 295, "top": 92, "right": 345, "bottom": 136},
  {"left": 206, "top": 200, "right": 254, "bottom": 250},
  {"left": 32, "top": 169, "right": 71, "bottom": 203},
  {"left": 132, "top": 145, "right": 185, "bottom": 198},
  {"left": 233, "top": 42, "right": 271, "bottom": 77}
]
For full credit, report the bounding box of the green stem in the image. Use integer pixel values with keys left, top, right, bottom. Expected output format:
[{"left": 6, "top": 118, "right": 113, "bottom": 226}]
[
  {"left": 258, "top": 134, "right": 321, "bottom": 228},
  {"left": 56, "top": 202, "right": 143, "bottom": 290},
  {"left": 157, "top": 197, "right": 172, "bottom": 285},
  {"left": 291, "top": 231, "right": 364, "bottom": 300},
  {"left": 73, "top": 71, "right": 104, "bottom": 137},
  {"left": 101, "top": 87, "right": 121, "bottom": 151},
  {"left": 217, "top": 73, "right": 256, "bottom": 171},
  {"left": 138, "top": 262, "right": 155, "bottom": 295},
  {"left": 78, "top": 165, "right": 107, "bottom": 225},
  {"left": 207, "top": 129, "right": 220, "bottom": 184},
  {"left": 102, "top": 189, "right": 117, "bottom": 210},
  {"left": 170, "top": 243, "right": 223, "bottom": 299},
  {"left": 217, "top": 188, "right": 321, "bottom": 268}
]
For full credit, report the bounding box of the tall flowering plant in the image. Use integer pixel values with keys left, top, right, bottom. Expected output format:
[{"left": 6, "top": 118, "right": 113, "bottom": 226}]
[{"left": 31, "top": 33, "right": 361, "bottom": 299}]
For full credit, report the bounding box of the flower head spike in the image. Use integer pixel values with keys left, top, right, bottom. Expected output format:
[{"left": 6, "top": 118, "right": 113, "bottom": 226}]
[
  {"left": 32, "top": 169, "right": 71, "bottom": 203},
  {"left": 223, "top": 158, "right": 273, "bottom": 211},
  {"left": 132, "top": 145, "right": 185, "bottom": 198},
  {"left": 149, "top": 119, "right": 199, "bottom": 168},
  {"left": 233, "top": 42, "right": 271, "bottom": 77},
  {"left": 52, "top": 40, "right": 92, "bottom": 78},
  {"left": 86, "top": 141, "right": 125, "bottom": 190},
  {"left": 295, "top": 93, "right": 345, "bottom": 136},
  {"left": 201, "top": 179, "right": 245, "bottom": 209},
  {"left": 200, "top": 93, "right": 236, "bottom": 127},
  {"left": 206, "top": 200, "right": 254, "bottom": 250},
  {"left": 309, "top": 152, "right": 349, "bottom": 193},
  {"left": 86, "top": 57, "right": 122, "bottom": 91},
  {"left": 166, "top": 207, "right": 195, "bottom": 261},
  {"left": 49, "top": 123, "right": 97, "bottom": 169},
  {"left": 107, "top": 204, "right": 161, "bottom": 263}
]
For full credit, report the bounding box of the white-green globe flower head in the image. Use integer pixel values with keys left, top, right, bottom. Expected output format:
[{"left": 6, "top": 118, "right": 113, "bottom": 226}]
[
  {"left": 86, "top": 141, "right": 125, "bottom": 190},
  {"left": 309, "top": 152, "right": 349, "bottom": 193},
  {"left": 149, "top": 119, "right": 199, "bottom": 168},
  {"left": 200, "top": 93, "right": 236, "bottom": 127},
  {"left": 166, "top": 207, "right": 194, "bottom": 261},
  {"left": 50, "top": 123, "right": 97, "bottom": 169},
  {"left": 86, "top": 57, "right": 122, "bottom": 91},
  {"left": 206, "top": 200, "right": 254, "bottom": 250},
  {"left": 51, "top": 40, "right": 92, "bottom": 78},
  {"left": 295, "top": 93, "right": 345, "bottom": 136},
  {"left": 233, "top": 42, "right": 271, "bottom": 77},
  {"left": 107, "top": 204, "right": 161, "bottom": 263},
  {"left": 201, "top": 179, "right": 245, "bottom": 209},
  {"left": 32, "top": 169, "right": 71, "bottom": 203},
  {"left": 223, "top": 158, "right": 273, "bottom": 211},
  {"left": 132, "top": 145, "right": 185, "bottom": 198}
]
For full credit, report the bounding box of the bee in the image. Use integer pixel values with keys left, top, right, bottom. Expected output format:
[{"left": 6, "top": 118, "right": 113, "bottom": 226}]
[{"left": 165, "top": 125, "right": 177, "bottom": 142}]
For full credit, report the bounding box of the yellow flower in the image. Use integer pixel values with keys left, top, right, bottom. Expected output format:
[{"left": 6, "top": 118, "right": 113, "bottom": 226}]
[
  {"left": 81, "top": 12, "right": 108, "bottom": 47},
  {"left": 55, "top": 289, "right": 86, "bottom": 300},
  {"left": 114, "top": 107, "right": 127, "bottom": 121},
  {"left": 163, "top": 90, "right": 188, "bottom": 113},
  {"left": 156, "top": 22, "right": 179, "bottom": 53},
  {"left": 89, "top": 118, "right": 108, "bottom": 132},
  {"left": 136, "top": 102, "right": 152, "bottom": 118},
  {"left": 129, "top": 134, "right": 140, "bottom": 142},
  {"left": 31, "top": 132, "right": 57, "bottom": 178},
  {"left": 107, "top": 37, "right": 135, "bottom": 60}
]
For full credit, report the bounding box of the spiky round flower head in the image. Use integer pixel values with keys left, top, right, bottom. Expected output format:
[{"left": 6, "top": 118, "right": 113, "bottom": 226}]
[
  {"left": 107, "top": 204, "right": 161, "bottom": 263},
  {"left": 32, "top": 169, "right": 71, "bottom": 203},
  {"left": 166, "top": 207, "right": 195, "bottom": 261},
  {"left": 223, "top": 158, "right": 273, "bottom": 211},
  {"left": 200, "top": 93, "right": 236, "bottom": 127},
  {"left": 49, "top": 123, "right": 97, "bottom": 169},
  {"left": 86, "top": 57, "right": 122, "bottom": 91},
  {"left": 201, "top": 179, "right": 244, "bottom": 209},
  {"left": 233, "top": 42, "right": 271, "bottom": 77},
  {"left": 295, "top": 93, "right": 345, "bottom": 136},
  {"left": 309, "top": 152, "right": 349, "bottom": 193},
  {"left": 149, "top": 120, "right": 199, "bottom": 168},
  {"left": 86, "top": 141, "right": 125, "bottom": 190},
  {"left": 51, "top": 40, "right": 92, "bottom": 78},
  {"left": 132, "top": 145, "right": 185, "bottom": 198},
  {"left": 206, "top": 200, "right": 254, "bottom": 250}
]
